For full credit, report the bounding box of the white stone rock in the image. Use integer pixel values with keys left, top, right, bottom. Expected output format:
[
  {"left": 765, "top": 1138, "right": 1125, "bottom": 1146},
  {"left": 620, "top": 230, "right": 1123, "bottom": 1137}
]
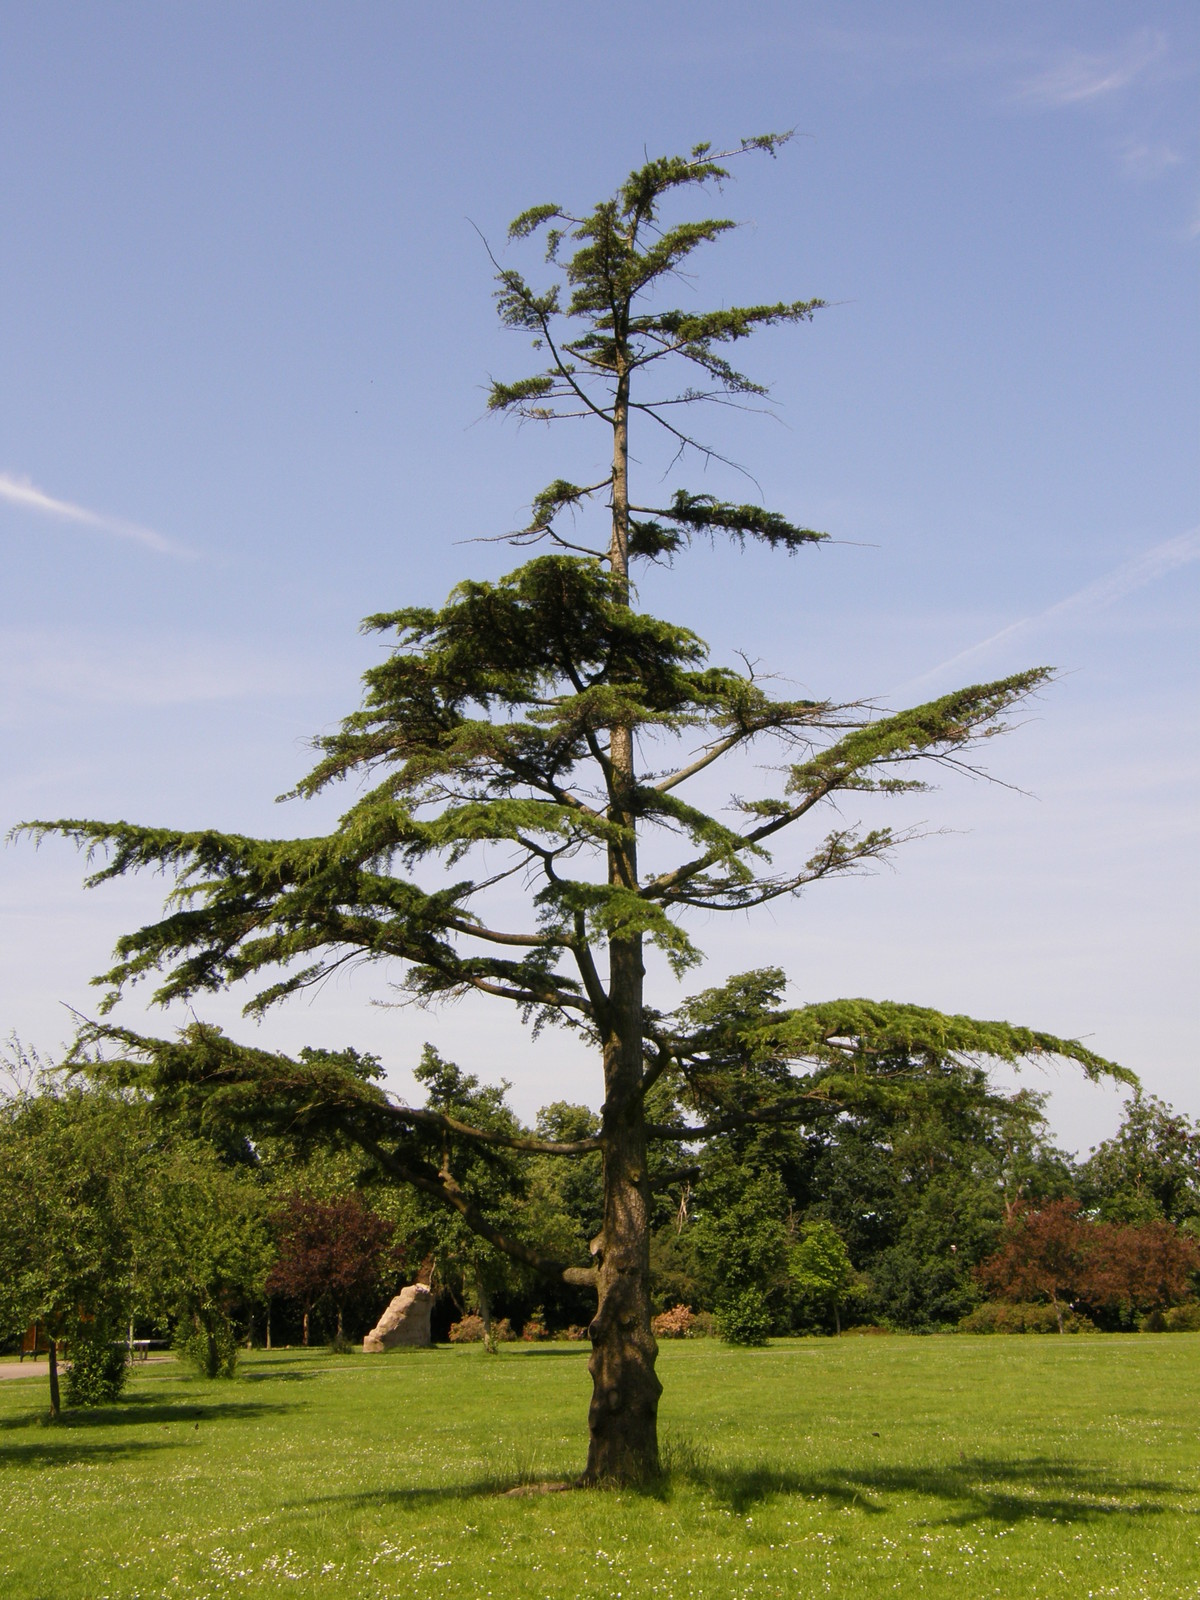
[{"left": 363, "top": 1283, "right": 433, "bottom": 1351}]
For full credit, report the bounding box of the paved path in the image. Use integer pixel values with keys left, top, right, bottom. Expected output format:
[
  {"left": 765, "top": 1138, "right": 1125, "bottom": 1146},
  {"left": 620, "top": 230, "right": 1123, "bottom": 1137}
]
[{"left": 0, "top": 1356, "right": 175, "bottom": 1381}]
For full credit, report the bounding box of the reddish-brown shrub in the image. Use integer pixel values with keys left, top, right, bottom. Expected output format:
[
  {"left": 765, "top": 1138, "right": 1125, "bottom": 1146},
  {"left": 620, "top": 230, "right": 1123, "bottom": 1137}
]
[
  {"left": 266, "top": 1192, "right": 403, "bottom": 1345},
  {"left": 1089, "top": 1219, "right": 1200, "bottom": 1311},
  {"left": 652, "top": 1304, "right": 697, "bottom": 1339},
  {"left": 977, "top": 1200, "right": 1200, "bottom": 1328},
  {"left": 447, "top": 1313, "right": 515, "bottom": 1343},
  {"left": 521, "top": 1307, "right": 549, "bottom": 1341},
  {"left": 447, "top": 1314, "right": 486, "bottom": 1343}
]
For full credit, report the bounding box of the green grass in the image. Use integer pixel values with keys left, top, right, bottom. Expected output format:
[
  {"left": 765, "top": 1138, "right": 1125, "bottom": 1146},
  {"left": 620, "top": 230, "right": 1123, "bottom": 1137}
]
[{"left": 2, "top": 1335, "right": 1198, "bottom": 1598}]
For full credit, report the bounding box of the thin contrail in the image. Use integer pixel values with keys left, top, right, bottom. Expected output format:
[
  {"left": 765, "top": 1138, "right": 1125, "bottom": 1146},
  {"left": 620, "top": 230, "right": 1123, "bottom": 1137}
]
[
  {"left": 894, "top": 526, "right": 1200, "bottom": 698},
  {"left": 0, "top": 472, "right": 190, "bottom": 558}
]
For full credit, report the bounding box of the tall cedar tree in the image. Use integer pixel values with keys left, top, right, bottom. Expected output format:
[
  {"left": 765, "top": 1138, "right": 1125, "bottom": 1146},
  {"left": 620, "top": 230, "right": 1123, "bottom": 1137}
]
[{"left": 22, "top": 139, "right": 1129, "bottom": 1482}]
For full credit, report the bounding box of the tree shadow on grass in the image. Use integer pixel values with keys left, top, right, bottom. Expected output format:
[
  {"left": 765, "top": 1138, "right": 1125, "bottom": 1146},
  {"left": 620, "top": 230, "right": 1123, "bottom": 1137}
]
[
  {"left": 661, "top": 1453, "right": 1196, "bottom": 1524},
  {"left": 0, "top": 1396, "right": 294, "bottom": 1443},
  {"left": 240, "top": 1369, "right": 318, "bottom": 1384},
  {"left": 0, "top": 1435, "right": 181, "bottom": 1469},
  {"left": 301, "top": 1474, "right": 553, "bottom": 1512},
  {"left": 301, "top": 1452, "right": 1195, "bottom": 1527},
  {"left": 490, "top": 1348, "right": 590, "bottom": 1359}
]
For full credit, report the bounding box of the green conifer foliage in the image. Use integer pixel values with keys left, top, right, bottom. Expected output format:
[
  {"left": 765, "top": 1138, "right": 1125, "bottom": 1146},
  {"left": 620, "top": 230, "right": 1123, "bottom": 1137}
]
[{"left": 19, "top": 139, "right": 1128, "bottom": 1482}]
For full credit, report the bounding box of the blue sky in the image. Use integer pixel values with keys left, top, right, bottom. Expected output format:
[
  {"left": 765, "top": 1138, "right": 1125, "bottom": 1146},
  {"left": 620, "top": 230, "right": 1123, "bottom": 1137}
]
[{"left": 2, "top": 1, "right": 1196, "bottom": 1151}]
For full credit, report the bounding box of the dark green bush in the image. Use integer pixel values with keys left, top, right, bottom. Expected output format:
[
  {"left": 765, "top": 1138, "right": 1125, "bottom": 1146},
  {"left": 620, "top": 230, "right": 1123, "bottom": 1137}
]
[
  {"left": 174, "top": 1308, "right": 238, "bottom": 1378},
  {"left": 717, "top": 1288, "right": 772, "bottom": 1346},
  {"left": 65, "top": 1330, "right": 128, "bottom": 1406}
]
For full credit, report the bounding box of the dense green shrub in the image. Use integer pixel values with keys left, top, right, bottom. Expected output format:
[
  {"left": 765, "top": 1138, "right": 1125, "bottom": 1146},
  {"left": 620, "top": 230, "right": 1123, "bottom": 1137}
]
[
  {"left": 65, "top": 1328, "right": 128, "bottom": 1406},
  {"left": 958, "top": 1300, "right": 1095, "bottom": 1334},
  {"left": 717, "top": 1288, "right": 773, "bottom": 1346},
  {"left": 174, "top": 1308, "right": 239, "bottom": 1378},
  {"left": 1163, "top": 1301, "right": 1200, "bottom": 1331}
]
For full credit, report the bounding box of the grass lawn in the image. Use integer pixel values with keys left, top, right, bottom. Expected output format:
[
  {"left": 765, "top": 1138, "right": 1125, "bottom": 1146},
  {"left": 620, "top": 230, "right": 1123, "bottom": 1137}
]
[{"left": 1, "top": 1334, "right": 1197, "bottom": 1598}]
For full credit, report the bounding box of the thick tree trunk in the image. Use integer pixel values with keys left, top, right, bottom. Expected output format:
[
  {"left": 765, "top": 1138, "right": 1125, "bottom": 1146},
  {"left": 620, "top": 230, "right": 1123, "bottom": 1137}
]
[
  {"left": 586, "top": 1021, "right": 661, "bottom": 1483},
  {"left": 585, "top": 922, "right": 661, "bottom": 1480},
  {"left": 47, "top": 1337, "right": 61, "bottom": 1419},
  {"left": 580, "top": 358, "right": 662, "bottom": 1484},
  {"left": 302, "top": 1309, "right": 310, "bottom": 1347}
]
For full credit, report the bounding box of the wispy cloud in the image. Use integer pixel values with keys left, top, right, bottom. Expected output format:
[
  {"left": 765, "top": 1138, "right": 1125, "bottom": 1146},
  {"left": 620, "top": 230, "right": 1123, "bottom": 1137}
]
[
  {"left": 0, "top": 472, "right": 190, "bottom": 558},
  {"left": 894, "top": 526, "right": 1200, "bottom": 698},
  {"left": 0, "top": 629, "right": 320, "bottom": 726},
  {"left": 1016, "top": 30, "right": 1167, "bottom": 108},
  {"left": 1117, "top": 139, "right": 1183, "bottom": 181}
]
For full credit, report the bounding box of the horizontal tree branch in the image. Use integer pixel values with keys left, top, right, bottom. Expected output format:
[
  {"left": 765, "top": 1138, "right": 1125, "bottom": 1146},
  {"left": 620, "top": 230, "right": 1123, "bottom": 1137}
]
[
  {"left": 645, "top": 1096, "right": 832, "bottom": 1141},
  {"left": 443, "top": 916, "right": 567, "bottom": 950},
  {"left": 374, "top": 1098, "right": 601, "bottom": 1156},
  {"left": 653, "top": 731, "right": 749, "bottom": 794},
  {"left": 648, "top": 1164, "right": 701, "bottom": 1189},
  {"left": 355, "top": 1129, "right": 597, "bottom": 1289}
]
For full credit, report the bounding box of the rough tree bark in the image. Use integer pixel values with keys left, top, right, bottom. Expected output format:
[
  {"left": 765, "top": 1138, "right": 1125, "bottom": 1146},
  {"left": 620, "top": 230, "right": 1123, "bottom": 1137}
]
[
  {"left": 587, "top": 1007, "right": 661, "bottom": 1482},
  {"left": 582, "top": 356, "right": 662, "bottom": 1483}
]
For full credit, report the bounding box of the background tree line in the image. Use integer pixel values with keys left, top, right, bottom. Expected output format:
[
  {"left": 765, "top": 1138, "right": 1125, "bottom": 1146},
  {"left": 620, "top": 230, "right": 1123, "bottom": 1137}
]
[{"left": 4, "top": 1015, "right": 1197, "bottom": 1417}]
